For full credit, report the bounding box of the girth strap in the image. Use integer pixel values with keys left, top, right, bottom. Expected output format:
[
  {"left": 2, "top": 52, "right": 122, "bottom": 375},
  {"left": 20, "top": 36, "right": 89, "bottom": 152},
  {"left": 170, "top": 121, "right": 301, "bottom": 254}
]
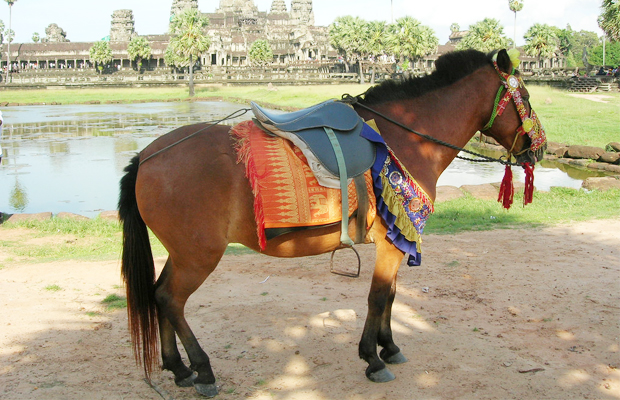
[{"left": 324, "top": 127, "right": 354, "bottom": 246}]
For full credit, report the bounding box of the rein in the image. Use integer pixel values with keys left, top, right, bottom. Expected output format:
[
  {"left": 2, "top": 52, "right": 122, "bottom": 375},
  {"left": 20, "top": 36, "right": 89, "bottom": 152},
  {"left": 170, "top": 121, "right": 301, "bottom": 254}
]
[
  {"left": 341, "top": 94, "right": 523, "bottom": 167},
  {"left": 139, "top": 108, "right": 252, "bottom": 166}
]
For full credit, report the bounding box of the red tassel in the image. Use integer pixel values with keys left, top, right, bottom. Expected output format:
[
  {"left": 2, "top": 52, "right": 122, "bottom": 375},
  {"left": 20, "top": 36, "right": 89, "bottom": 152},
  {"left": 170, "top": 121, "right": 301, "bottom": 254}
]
[
  {"left": 498, "top": 164, "right": 514, "bottom": 209},
  {"left": 523, "top": 162, "right": 535, "bottom": 206}
]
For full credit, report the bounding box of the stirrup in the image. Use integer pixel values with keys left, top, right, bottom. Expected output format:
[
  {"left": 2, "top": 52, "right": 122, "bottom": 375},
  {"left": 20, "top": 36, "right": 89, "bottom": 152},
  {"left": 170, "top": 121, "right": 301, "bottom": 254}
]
[{"left": 329, "top": 247, "right": 361, "bottom": 278}]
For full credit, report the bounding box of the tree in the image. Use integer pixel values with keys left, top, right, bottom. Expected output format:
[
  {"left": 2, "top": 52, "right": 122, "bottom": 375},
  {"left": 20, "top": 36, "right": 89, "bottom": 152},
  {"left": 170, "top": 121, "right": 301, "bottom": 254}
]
[
  {"left": 598, "top": 0, "right": 620, "bottom": 41},
  {"left": 363, "top": 20, "right": 388, "bottom": 84},
  {"left": 4, "top": 0, "right": 17, "bottom": 84},
  {"left": 32, "top": 32, "right": 40, "bottom": 43},
  {"left": 509, "top": 0, "right": 524, "bottom": 48},
  {"left": 456, "top": 18, "right": 508, "bottom": 52},
  {"left": 248, "top": 39, "right": 273, "bottom": 66},
  {"left": 523, "top": 23, "right": 559, "bottom": 60},
  {"left": 89, "top": 41, "right": 113, "bottom": 75},
  {"left": 329, "top": 16, "right": 366, "bottom": 73},
  {"left": 168, "top": 8, "right": 210, "bottom": 97},
  {"left": 127, "top": 36, "right": 152, "bottom": 71},
  {"left": 588, "top": 40, "right": 620, "bottom": 66},
  {"left": 387, "top": 16, "right": 438, "bottom": 69}
]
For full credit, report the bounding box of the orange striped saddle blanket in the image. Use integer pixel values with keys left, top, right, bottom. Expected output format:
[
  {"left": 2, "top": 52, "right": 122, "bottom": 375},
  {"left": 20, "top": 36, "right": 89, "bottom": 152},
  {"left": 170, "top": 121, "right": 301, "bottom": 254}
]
[{"left": 231, "top": 120, "right": 376, "bottom": 249}]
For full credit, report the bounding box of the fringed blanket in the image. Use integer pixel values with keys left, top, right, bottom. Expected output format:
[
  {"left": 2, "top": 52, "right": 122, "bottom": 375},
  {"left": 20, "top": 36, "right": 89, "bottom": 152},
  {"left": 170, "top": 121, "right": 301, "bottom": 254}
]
[
  {"left": 231, "top": 120, "right": 375, "bottom": 250},
  {"left": 231, "top": 119, "right": 434, "bottom": 266}
]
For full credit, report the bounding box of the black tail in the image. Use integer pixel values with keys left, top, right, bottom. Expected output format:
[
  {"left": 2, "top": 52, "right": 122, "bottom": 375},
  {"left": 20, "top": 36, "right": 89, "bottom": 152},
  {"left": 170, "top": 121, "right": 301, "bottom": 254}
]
[{"left": 118, "top": 154, "right": 159, "bottom": 378}]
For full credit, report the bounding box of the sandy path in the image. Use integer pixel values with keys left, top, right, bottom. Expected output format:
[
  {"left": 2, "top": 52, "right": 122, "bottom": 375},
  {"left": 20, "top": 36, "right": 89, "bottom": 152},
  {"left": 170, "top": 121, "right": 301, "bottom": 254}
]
[{"left": 0, "top": 218, "right": 618, "bottom": 399}]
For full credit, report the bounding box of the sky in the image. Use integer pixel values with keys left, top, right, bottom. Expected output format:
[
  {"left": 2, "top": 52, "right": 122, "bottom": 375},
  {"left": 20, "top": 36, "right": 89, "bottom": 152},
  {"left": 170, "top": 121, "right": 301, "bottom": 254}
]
[{"left": 0, "top": 0, "right": 605, "bottom": 46}]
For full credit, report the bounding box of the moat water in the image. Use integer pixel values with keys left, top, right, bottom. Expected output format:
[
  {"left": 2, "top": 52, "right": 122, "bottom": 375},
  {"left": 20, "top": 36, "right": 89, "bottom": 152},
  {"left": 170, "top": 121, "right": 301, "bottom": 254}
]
[{"left": 0, "top": 102, "right": 607, "bottom": 217}]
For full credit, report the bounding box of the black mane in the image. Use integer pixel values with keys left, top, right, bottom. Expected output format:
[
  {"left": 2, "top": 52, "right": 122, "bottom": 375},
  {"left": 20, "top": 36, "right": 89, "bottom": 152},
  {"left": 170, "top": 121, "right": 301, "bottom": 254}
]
[{"left": 359, "top": 49, "right": 494, "bottom": 105}]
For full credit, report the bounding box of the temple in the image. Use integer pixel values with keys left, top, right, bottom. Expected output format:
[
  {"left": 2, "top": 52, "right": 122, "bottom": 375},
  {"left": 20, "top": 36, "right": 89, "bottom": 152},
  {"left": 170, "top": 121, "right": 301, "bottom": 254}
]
[{"left": 2, "top": 0, "right": 335, "bottom": 71}]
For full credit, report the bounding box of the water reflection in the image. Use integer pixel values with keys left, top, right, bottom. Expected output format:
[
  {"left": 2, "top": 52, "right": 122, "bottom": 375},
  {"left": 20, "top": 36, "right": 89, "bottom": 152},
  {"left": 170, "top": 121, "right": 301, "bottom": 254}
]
[{"left": 0, "top": 101, "right": 610, "bottom": 217}]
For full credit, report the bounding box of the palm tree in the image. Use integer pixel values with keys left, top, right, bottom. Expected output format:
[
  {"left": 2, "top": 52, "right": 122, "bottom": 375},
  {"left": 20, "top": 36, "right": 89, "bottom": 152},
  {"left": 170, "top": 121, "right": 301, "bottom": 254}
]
[
  {"left": 169, "top": 8, "right": 210, "bottom": 97},
  {"left": 523, "top": 23, "right": 559, "bottom": 65},
  {"left": 509, "top": 0, "right": 524, "bottom": 48},
  {"left": 456, "top": 18, "right": 509, "bottom": 52},
  {"left": 4, "top": 0, "right": 17, "bottom": 84},
  {"left": 89, "top": 41, "right": 113, "bottom": 75},
  {"left": 329, "top": 16, "right": 366, "bottom": 74},
  {"left": 598, "top": 0, "right": 619, "bottom": 41},
  {"left": 127, "top": 36, "right": 152, "bottom": 71},
  {"left": 387, "top": 16, "right": 438, "bottom": 72},
  {"left": 248, "top": 39, "right": 273, "bottom": 66},
  {"left": 364, "top": 20, "right": 387, "bottom": 84}
]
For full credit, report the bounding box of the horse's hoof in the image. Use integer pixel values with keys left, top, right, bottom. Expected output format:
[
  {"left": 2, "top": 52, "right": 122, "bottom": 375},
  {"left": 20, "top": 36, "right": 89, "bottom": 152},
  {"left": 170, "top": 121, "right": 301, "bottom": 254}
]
[
  {"left": 383, "top": 351, "right": 408, "bottom": 365},
  {"left": 368, "top": 367, "right": 396, "bottom": 383},
  {"left": 195, "top": 383, "right": 218, "bottom": 398},
  {"left": 175, "top": 372, "right": 197, "bottom": 387}
]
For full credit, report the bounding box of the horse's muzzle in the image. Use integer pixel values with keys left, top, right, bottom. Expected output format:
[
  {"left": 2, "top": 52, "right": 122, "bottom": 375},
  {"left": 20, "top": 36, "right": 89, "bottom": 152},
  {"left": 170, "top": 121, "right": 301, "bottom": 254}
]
[{"left": 516, "top": 144, "right": 546, "bottom": 165}]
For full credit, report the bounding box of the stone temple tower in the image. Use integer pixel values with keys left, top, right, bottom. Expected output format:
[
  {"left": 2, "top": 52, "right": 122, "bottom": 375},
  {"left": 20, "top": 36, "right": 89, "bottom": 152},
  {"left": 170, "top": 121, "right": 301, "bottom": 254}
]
[
  {"left": 270, "top": 0, "right": 288, "bottom": 14},
  {"left": 170, "top": 0, "right": 199, "bottom": 19},
  {"left": 110, "top": 10, "right": 137, "bottom": 42},
  {"left": 290, "top": 0, "right": 314, "bottom": 25}
]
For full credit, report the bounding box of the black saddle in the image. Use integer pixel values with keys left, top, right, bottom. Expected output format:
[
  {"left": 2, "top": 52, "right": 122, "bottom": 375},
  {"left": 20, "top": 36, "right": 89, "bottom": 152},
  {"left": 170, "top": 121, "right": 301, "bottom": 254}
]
[{"left": 251, "top": 100, "right": 375, "bottom": 178}]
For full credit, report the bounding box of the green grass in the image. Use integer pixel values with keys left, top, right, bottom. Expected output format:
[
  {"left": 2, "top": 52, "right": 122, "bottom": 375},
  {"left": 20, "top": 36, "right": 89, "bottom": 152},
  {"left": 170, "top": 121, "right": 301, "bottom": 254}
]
[
  {"left": 425, "top": 187, "right": 620, "bottom": 234},
  {"left": 0, "top": 188, "right": 618, "bottom": 264},
  {"left": 102, "top": 294, "right": 127, "bottom": 310},
  {"left": 527, "top": 86, "right": 620, "bottom": 148},
  {"left": 1, "top": 84, "right": 371, "bottom": 110},
  {"left": 0, "top": 216, "right": 166, "bottom": 262},
  {"left": 44, "top": 284, "right": 62, "bottom": 292}
]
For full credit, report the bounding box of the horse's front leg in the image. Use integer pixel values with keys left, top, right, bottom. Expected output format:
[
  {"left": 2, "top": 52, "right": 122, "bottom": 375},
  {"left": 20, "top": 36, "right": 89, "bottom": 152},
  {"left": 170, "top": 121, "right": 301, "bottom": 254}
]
[{"left": 359, "top": 231, "right": 405, "bottom": 382}]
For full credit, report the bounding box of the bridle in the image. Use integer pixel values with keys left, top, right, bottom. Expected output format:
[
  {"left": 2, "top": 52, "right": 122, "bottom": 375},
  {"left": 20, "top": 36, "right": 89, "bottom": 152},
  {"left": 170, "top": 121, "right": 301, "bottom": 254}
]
[
  {"left": 344, "top": 51, "right": 547, "bottom": 208},
  {"left": 481, "top": 56, "right": 547, "bottom": 162}
]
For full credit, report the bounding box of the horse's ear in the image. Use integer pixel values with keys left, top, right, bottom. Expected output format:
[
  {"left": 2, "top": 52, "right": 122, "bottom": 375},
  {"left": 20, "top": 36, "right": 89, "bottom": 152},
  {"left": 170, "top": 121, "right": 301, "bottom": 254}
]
[{"left": 495, "top": 49, "right": 512, "bottom": 73}]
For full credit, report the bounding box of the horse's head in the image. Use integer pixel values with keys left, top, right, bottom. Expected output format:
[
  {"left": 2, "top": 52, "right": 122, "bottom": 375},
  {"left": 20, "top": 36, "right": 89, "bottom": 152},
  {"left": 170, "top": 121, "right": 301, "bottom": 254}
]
[{"left": 481, "top": 49, "right": 547, "bottom": 166}]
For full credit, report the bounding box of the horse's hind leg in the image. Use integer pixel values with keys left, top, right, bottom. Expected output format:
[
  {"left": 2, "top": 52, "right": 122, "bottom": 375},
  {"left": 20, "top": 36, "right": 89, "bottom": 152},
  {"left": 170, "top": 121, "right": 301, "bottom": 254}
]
[
  {"left": 156, "top": 258, "right": 195, "bottom": 387},
  {"left": 155, "top": 252, "right": 225, "bottom": 398},
  {"left": 359, "top": 230, "right": 406, "bottom": 382}
]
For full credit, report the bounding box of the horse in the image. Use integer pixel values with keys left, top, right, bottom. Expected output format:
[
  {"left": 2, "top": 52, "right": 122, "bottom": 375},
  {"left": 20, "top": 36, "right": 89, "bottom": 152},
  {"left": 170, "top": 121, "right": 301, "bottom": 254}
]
[{"left": 118, "top": 49, "right": 546, "bottom": 397}]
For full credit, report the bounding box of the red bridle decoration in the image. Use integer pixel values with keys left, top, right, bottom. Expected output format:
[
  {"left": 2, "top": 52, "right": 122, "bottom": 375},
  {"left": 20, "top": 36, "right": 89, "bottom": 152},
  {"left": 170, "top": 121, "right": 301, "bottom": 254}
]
[{"left": 486, "top": 52, "right": 547, "bottom": 209}]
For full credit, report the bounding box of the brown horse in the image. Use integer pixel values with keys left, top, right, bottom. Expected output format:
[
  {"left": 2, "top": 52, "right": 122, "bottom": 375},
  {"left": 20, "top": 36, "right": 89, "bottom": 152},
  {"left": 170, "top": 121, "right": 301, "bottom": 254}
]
[{"left": 119, "top": 49, "right": 545, "bottom": 397}]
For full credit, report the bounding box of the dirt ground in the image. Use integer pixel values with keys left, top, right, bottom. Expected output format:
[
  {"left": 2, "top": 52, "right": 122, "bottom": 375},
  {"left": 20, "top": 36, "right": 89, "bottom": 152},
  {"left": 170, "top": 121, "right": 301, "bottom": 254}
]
[{"left": 0, "top": 218, "right": 619, "bottom": 400}]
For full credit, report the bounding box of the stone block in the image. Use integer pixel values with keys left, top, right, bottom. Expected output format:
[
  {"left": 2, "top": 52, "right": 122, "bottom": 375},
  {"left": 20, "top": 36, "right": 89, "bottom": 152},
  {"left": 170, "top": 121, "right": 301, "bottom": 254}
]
[
  {"left": 99, "top": 210, "right": 120, "bottom": 221},
  {"left": 582, "top": 176, "right": 620, "bottom": 191},
  {"left": 7, "top": 212, "right": 53, "bottom": 223},
  {"left": 57, "top": 212, "right": 90, "bottom": 221},
  {"left": 460, "top": 184, "right": 499, "bottom": 201},
  {"left": 607, "top": 142, "right": 620, "bottom": 152},
  {"left": 435, "top": 186, "right": 464, "bottom": 203},
  {"left": 565, "top": 145, "right": 605, "bottom": 160},
  {"left": 545, "top": 142, "right": 568, "bottom": 155},
  {"left": 603, "top": 164, "right": 620, "bottom": 173},
  {"left": 599, "top": 152, "right": 620, "bottom": 164}
]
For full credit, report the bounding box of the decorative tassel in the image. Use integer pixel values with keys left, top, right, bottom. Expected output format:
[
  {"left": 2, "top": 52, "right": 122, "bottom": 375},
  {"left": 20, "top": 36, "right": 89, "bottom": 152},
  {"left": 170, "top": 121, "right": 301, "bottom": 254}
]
[
  {"left": 523, "top": 162, "right": 535, "bottom": 206},
  {"left": 498, "top": 164, "right": 514, "bottom": 209}
]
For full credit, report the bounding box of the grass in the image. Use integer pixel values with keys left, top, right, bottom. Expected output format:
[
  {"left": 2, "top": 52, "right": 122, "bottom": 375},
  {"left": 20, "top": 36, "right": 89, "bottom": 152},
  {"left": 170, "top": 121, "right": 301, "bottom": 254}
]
[
  {"left": 102, "top": 294, "right": 127, "bottom": 310},
  {"left": 1, "top": 84, "right": 371, "bottom": 110},
  {"left": 0, "top": 216, "right": 166, "bottom": 262},
  {"left": 44, "top": 284, "right": 62, "bottom": 292},
  {"left": 527, "top": 85, "right": 620, "bottom": 148},
  {"left": 0, "top": 187, "right": 618, "bottom": 265},
  {"left": 3, "top": 84, "right": 617, "bottom": 147},
  {"left": 425, "top": 187, "right": 620, "bottom": 235}
]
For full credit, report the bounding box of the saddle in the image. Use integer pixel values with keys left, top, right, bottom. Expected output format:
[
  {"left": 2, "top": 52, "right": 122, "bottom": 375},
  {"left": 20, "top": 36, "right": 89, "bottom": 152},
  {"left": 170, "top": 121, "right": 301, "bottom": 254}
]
[{"left": 251, "top": 100, "right": 377, "bottom": 246}]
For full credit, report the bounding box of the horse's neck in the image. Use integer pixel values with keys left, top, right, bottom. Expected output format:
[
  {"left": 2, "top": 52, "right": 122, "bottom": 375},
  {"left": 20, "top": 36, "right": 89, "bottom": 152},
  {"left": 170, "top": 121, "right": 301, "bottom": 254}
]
[{"left": 358, "top": 70, "right": 492, "bottom": 200}]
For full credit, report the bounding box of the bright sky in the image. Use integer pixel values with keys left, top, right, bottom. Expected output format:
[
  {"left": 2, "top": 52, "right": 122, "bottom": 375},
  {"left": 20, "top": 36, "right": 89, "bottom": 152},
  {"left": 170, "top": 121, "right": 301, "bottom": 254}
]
[{"left": 1, "top": 0, "right": 604, "bottom": 46}]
